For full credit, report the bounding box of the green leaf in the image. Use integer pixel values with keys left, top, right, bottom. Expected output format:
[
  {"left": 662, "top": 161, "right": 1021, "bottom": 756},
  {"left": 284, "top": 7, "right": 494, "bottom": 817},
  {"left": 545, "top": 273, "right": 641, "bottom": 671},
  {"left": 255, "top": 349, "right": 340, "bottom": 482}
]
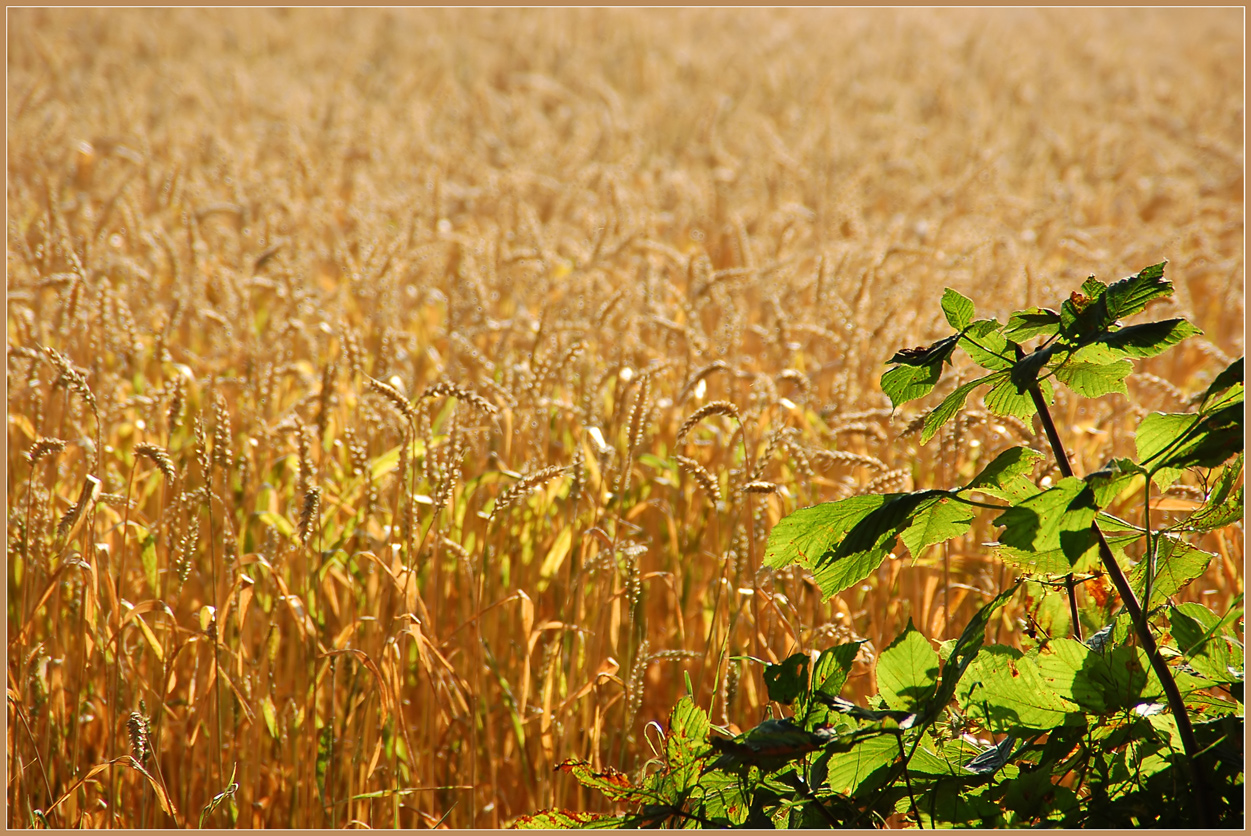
[
  {"left": 1128, "top": 536, "right": 1214, "bottom": 610},
  {"left": 876, "top": 620, "right": 940, "bottom": 712},
  {"left": 994, "top": 546, "right": 1082, "bottom": 576},
  {"left": 886, "top": 333, "right": 960, "bottom": 367},
  {"left": 957, "top": 320, "right": 1014, "bottom": 371},
  {"left": 898, "top": 496, "right": 975, "bottom": 559},
  {"left": 941, "top": 288, "right": 975, "bottom": 330},
  {"left": 1003, "top": 759, "right": 1078, "bottom": 822},
  {"left": 811, "top": 641, "right": 864, "bottom": 704},
  {"left": 764, "top": 494, "right": 886, "bottom": 571},
  {"left": 839, "top": 491, "right": 948, "bottom": 555},
  {"left": 1161, "top": 398, "right": 1243, "bottom": 472},
  {"left": 1136, "top": 411, "right": 1198, "bottom": 466},
  {"left": 1080, "top": 275, "right": 1109, "bottom": 299},
  {"left": 807, "top": 548, "right": 895, "bottom": 601},
  {"left": 957, "top": 648, "right": 1076, "bottom": 731},
  {"left": 1171, "top": 604, "right": 1242, "bottom": 684},
  {"left": 1052, "top": 345, "right": 1133, "bottom": 398},
  {"left": 768, "top": 492, "right": 956, "bottom": 599},
  {"left": 1059, "top": 280, "right": 1108, "bottom": 340},
  {"left": 140, "top": 532, "right": 159, "bottom": 595},
  {"left": 1003, "top": 307, "right": 1061, "bottom": 342},
  {"left": 1137, "top": 396, "right": 1245, "bottom": 474},
  {"left": 555, "top": 760, "right": 644, "bottom": 804},
  {"left": 880, "top": 363, "right": 942, "bottom": 409},
  {"left": 994, "top": 477, "right": 1097, "bottom": 563},
  {"left": 666, "top": 696, "right": 712, "bottom": 788},
  {"left": 809, "top": 491, "right": 948, "bottom": 597},
  {"left": 1097, "top": 318, "right": 1201, "bottom": 359},
  {"left": 1200, "top": 357, "right": 1243, "bottom": 409},
  {"left": 692, "top": 768, "right": 750, "bottom": 826},
  {"left": 819, "top": 733, "right": 899, "bottom": 796},
  {"left": 1184, "top": 454, "right": 1245, "bottom": 532},
  {"left": 1085, "top": 458, "right": 1147, "bottom": 507},
  {"left": 963, "top": 446, "right": 1046, "bottom": 503},
  {"left": 882, "top": 335, "right": 960, "bottom": 407},
  {"left": 1183, "top": 692, "right": 1242, "bottom": 717},
  {"left": 512, "top": 809, "right": 622, "bottom": 829},
  {"left": 996, "top": 530, "right": 1137, "bottom": 576},
  {"left": 1103, "top": 261, "right": 1171, "bottom": 321},
  {"left": 708, "top": 718, "right": 837, "bottom": 773},
  {"left": 925, "top": 583, "right": 1021, "bottom": 726},
  {"left": 984, "top": 373, "right": 1039, "bottom": 419},
  {"left": 1034, "top": 639, "right": 1115, "bottom": 714},
  {"left": 920, "top": 374, "right": 999, "bottom": 444},
  {"left": 764, "top": 653, "right": 810, "bottom": 705}
]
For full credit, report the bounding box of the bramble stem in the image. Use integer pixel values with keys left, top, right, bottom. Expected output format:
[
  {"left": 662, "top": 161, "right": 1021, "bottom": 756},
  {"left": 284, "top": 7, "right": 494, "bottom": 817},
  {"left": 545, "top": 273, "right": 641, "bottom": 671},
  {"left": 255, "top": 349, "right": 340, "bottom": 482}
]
[
  {"left": 1015, "top": 349, "right": 1082, "bottom": 643},
  {"left": 1019, "top": 346, "right": 1212, "bottom": 827}
]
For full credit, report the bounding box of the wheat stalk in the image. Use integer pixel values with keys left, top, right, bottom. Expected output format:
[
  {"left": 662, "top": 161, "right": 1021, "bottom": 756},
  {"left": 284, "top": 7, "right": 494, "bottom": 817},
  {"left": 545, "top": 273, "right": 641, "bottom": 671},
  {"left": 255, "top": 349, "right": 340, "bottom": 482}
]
[
  {"left": 488, "top": 465, "right": 570, "bottom": 521},
  {"left": 675, "top": 455, "right": 722, "bottom": 504},
  {"left": 676, "top": 400, "right": 740, "bottom": 441},
  {"left": 419, "top": 380, "right": 499, "bottom": 416}
]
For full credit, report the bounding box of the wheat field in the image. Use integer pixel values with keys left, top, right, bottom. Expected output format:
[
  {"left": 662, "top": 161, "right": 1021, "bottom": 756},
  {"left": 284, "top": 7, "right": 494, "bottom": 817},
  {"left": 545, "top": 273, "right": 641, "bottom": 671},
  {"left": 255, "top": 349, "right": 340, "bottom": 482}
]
[{"left": 6, "top": 8, "right": 1243, "bottom": 829}]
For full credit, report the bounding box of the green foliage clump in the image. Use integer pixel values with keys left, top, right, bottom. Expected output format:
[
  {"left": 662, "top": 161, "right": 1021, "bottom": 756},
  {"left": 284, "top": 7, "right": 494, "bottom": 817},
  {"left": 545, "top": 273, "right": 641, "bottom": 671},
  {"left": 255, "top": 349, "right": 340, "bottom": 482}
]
[{"left": 518, "top": 263, "right": 1244, "bottom": 829}]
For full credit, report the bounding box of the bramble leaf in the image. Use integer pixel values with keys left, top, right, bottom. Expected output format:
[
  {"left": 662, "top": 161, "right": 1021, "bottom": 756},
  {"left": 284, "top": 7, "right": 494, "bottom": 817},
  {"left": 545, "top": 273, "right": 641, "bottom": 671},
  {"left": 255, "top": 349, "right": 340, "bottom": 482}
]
[
  {"left": 707, "top": 718, "right": 836, "bottom": 773},
  {"left": 1135, "top": 411, "right": 1197, "bottom": 465},
  {"left": 984, "top": 373, "right": 1040, "bottom": 419},
  {"left": 1003, "top": 307, "right": 1061, "bottom": 342},
  {"left": 877, "top": 620, "right": 940, "bottom": 712},
  {"left": 1034, "top": 639, "right": 1113, "bottom": 714},
  {"left": 1136, "top": 391, "right": 1245, "bottom": 474},
  {"left": 994, "top": 477, "right": 1098, "bottom": 563},
  {"left": 1200, "top": 357, "right": 1243, "bottom": 409},
  {"left": 764, "top": 653, "right": 810, "bottom": 705},
  {"left": 1170, "top": 604, "right": 1243, "bottom": 684},
  {"left": 963, "top": 446, "right": 1046, "bottom": 503},
  {"left": 513, "top": 809, "right": 624, "bottom": 828},
  {"left": 1053, "top": 358, "right": 1132, "bottom": 398},
  {"left": 666, "top": 696, "right": 712, "bottom": 779},
  {"left": 993, "top": 546, "right": 1084, "bottom": 576},
  {"left": 1059, "top": 279, "right": 1108, "bottom": 341},
  {"left": 764, "top": 495, "right": 886, "bottom": 571},
  {"left": 818, "top": 734, "right": 899, "bottom": 796},
  {"left": 1102, "top": 261, "right": 1170, "bottom": 321},
  {"left": 881, "top": 362, "right": 943, "bottom": 408},
  {"left": 996, "top": 530, "right": 1137, "bottom": 576},
  {"left": 837, "top": 490, "right": 946, "bottom": 556},
  {"left": 811, "top": 641, "right": 864, "bottom": 705},
  {"left": 1036, "top": 641, "right": 1155, "bottom": 715},
  {"left": 898, "top": 496, "right": 975, "bottom": 559},
  {"left": 1160, "top": 401, "right": 1243, "bottom": 473},
  {"left": 767, "top": 491, "right": 955, "bottom": 598},
  {"left": 1128, "top": 535, "right": 1214, "bottom": 611},
  {"left": 887, "top": 333, "right": 960, "bottom": 367},
  {"left": 957, "top": 320, "right": 1014, "bottom": 371},
  {"left": 956, "top": 648, "right": 1076, "bottom": 731},
  {"left": 1182, "top": 453, "right": 1244, "bottom": 532},
  {"left": 1096, "top": 318, "right": 1201, "bottom": 359},
  {"left": 1052, "top": 344, "right": 1132, "bottom": 398},
  {"left": 882, "top": 335, "right": 960, "bottom": 406},
  {"left": 924, "top": 583, "right": 1021, "bottom": 725},
  {"left": 555, "top": 760, "right": 644, "bottom": 804},
  {"left": 941, "top": 288, "right": 975, "bottom": 330},
  {"left": 920, "top": 374, "right": 999, "bottom": 444}
]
